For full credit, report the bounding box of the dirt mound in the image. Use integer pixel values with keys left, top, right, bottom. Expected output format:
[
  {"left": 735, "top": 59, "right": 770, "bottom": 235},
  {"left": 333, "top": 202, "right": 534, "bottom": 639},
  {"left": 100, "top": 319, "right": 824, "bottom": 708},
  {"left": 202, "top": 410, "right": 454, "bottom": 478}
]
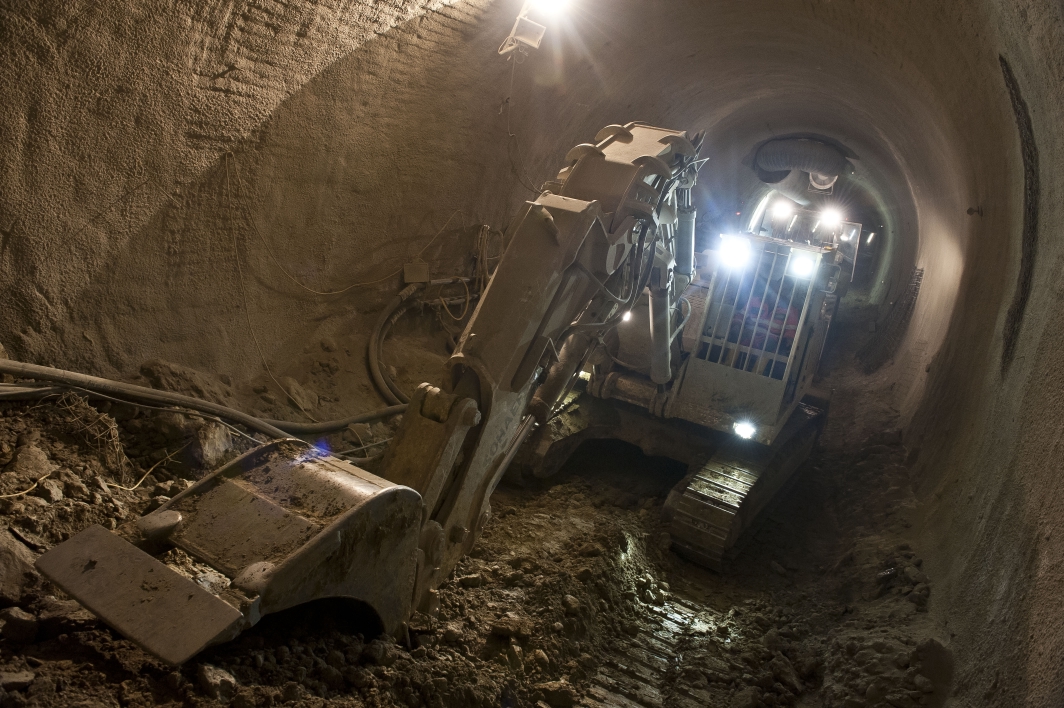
[{"left": 137, "top": 359, "right": 236, "bottom": 406}]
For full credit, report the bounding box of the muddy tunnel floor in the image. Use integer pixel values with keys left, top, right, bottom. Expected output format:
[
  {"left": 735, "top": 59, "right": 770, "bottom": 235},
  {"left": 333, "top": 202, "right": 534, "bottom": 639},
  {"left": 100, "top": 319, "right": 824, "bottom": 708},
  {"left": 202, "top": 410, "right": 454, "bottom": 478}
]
[{"left": 0, "top": 378, "right": 955, "bottom": 708}]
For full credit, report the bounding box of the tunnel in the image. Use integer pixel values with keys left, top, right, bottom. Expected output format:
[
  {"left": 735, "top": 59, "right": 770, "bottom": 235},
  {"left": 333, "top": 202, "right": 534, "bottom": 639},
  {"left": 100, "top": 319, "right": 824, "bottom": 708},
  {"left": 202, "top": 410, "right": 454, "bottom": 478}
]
[{"left": 0, "top": 0, "right": 1061, "bottom": 705}]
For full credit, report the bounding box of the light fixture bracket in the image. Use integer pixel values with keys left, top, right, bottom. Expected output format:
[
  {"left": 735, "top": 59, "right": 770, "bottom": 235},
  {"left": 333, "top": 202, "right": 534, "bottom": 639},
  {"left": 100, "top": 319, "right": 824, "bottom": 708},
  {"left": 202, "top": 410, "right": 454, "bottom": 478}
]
[{"left": 499, "top": 1, "right": 549, "bottom": 55}]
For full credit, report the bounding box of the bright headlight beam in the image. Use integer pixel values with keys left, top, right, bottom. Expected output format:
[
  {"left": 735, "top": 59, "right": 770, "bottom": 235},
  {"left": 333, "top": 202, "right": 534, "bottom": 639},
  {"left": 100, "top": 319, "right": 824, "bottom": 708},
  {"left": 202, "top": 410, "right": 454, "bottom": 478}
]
[
  {"left": 771, "top": 200, "right": 793, "bottom": 220},
  {"left": 820, "top": 209, "right": 842, "bottom": 228},
  {"left": 734, "top": 421, "right": 756, "bottom": 439},
  {"left": 789, "top": 254, "right": 816, "bottom": 278},
  {"left": 622, "top": 311, "right": 632, "bottom": 322},
  {"left": 719, "top": 235, "right": 752, "bottom": 270}
]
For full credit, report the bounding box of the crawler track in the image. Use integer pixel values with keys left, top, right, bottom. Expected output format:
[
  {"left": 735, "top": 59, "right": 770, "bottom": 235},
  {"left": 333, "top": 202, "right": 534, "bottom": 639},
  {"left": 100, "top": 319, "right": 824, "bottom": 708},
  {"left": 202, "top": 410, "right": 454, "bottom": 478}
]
[
  {"left": 582, "top": 595, "right": 709, "bottom": 708},
  {"left": 666, "top": 404, "right": 822, "bottom": 569}
]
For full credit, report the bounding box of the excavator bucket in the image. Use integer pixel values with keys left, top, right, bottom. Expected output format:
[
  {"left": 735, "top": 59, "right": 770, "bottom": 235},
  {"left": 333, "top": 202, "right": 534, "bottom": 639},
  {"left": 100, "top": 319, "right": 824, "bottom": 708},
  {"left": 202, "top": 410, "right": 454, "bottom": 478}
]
[{"left": 35, "top": 439, "right": 423, "bottom": 665}]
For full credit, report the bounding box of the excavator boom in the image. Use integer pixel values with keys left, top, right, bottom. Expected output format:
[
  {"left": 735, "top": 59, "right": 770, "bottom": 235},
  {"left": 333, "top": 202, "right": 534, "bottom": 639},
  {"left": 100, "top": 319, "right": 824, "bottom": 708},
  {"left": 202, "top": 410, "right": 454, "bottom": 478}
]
[{"left": 35, "top": 123, "right": 702, "bottom": 663}]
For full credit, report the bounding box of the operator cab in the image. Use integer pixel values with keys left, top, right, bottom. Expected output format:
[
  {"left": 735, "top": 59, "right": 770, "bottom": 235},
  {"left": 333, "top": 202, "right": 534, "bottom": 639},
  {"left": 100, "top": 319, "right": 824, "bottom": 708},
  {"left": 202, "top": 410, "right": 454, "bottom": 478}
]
[{"left": 748, "top": 196, "right": 863, "bottom": 283}]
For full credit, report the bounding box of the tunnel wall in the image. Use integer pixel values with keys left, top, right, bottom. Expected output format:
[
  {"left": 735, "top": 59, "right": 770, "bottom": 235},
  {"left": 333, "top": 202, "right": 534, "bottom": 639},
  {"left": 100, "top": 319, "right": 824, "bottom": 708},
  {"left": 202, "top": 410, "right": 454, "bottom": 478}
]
[
  {"left": 0, "top": 0, "right": 484, "bottom": 377},
  {"left": 910, "top": 2, "right": 1064, "bottom": 705},
  {"left": 2, "top": 0, "right": 1064, "bottom": 704}
]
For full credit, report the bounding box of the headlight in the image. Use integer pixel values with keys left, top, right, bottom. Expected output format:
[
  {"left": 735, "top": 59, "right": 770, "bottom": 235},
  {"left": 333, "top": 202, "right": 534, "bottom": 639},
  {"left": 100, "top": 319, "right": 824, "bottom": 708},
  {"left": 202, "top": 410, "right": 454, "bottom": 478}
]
[
  {"left": 771, "top": 200, "right": 794, "bottom": 219},
  {"left": 622, "top": 311, "right": 632, "bottom": 322},
  {"left": 789, "top": 254, "right": 817, "bottom": 278},
  {"left": 733, "top": 421, "right": 756, "bottom": 439},
  {"left": 820, "top": 209, "right": 842, "bottom": 227},
  {"left": 720, "top": 236, "right": 752, "bottom": 270}
]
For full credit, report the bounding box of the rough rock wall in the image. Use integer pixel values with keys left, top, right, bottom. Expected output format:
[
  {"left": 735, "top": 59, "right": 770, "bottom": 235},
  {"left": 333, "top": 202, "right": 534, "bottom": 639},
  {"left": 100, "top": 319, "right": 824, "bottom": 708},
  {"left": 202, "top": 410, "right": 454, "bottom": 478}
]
[{"left": 0, "top": 0, "right": 480, "bottom": 377}]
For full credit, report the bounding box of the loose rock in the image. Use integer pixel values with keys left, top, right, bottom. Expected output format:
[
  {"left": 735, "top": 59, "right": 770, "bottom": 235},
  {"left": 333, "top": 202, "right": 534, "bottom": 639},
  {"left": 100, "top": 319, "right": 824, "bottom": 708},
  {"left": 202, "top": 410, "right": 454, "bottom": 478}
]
[
  {"left": 458, "top": 573, "right": 484, "bottom": 588},
  {"left": 0, "top": 671, "right": 35, "bottom": 691},
  {"left": 491, "top": 614, "right": 533, "bottom": 639},
  {"left": 35, "top": 478, "right": 63, "bottom": 503},
  {"left": 197, "top": 664, "right": 237, "bottom": 702},
  {"left": 732, "top": 685, "right": 761, "bottom": 708},
  {"left": 535, "top": 679, "right": 577, "bottom": 708},
  {"left": 36, "top": 597, "right": 97, "bottom": 638},
  {"left": 0, "top": 607, "right": 38, "bottom": 643},
  {"left": 280, "top": 377, "right": 319, "bottom": 411},
  {"left": 0, "top": 528, "right": 37, "bottom": 604}
]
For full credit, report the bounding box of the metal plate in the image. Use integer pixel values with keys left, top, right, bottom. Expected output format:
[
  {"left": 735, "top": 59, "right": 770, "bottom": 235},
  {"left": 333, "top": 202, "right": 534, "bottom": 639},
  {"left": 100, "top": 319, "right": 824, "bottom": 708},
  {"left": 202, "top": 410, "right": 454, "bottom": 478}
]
[
  {"left": 35, "top": 525, "right": 243, "bottom": 665},
  {"left": 170, "top": 479, "right": 318, "bottom": 577}
]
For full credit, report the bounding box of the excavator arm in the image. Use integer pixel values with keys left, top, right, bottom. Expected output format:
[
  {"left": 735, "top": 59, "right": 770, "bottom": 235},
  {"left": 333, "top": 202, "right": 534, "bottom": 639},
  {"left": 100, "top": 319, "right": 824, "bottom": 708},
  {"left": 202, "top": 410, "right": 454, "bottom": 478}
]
[
  {"left": 33, "top": 124, "right": 701, "bottom": 664},
  {"left": 383, "top": 124, "right": 702, "bottom": 616}
]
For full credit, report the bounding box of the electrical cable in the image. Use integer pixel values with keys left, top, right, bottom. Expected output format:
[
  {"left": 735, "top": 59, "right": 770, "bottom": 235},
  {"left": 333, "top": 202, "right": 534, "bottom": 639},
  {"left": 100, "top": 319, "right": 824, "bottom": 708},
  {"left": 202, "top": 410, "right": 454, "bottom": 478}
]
[
  {"left": 334, "top": 438, "right": 392, "bottom": 456},
  {"left": 504, "top": 55, "right": 543, "bottom": 197},
  {"left": 0, "top": 384, "right": 65, "bottom": 401},
  {"left": 369, "top": 277, "right": 486, "bottom": 405},
  {"left": 108, "top": 443, "right": 191, "bottom": 492},
  {"left": 338, "top": 451, "right": 385, "bottom": 466},
  {"left": 377, "top": 298, "right": 428, "bottom": 404},
  {"left": 35, "top": 384, "right": 261, "bottom": 444},
  {"left": 438, "top": 278, "right": 472, "bottom": 321},
  {"left": 0, "top": 472, "right": 55, "bottom": 500}
]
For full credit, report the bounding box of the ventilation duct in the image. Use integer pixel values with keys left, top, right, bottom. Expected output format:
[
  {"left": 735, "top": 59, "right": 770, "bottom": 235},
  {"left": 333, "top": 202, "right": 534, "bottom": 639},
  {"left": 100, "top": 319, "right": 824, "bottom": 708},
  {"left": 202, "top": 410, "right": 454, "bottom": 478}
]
[{"left": 753, "top": 138, "right": 853, "bottom": 203}]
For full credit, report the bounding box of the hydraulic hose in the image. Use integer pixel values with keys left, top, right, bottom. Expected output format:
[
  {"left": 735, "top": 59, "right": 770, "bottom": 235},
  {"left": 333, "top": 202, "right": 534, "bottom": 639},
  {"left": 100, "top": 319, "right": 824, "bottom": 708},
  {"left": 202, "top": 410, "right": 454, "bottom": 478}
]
[
  {"left": 0, "top": 360, "right": 291, "bottom": 439},
  {"left": 368, "top": 283, "right": 425, "bottom": 405},
  {"left": 378, "top": 299, "right": 422, "bottom": 404},
  {"left": 367, "top": 278, "right": 477, "bottom": 406},
  {"left": 0, "top": 369, "right": 407, "bottom": 441},
  {"left": 261, "top": 404, "right": 407, "bottom": 435}
]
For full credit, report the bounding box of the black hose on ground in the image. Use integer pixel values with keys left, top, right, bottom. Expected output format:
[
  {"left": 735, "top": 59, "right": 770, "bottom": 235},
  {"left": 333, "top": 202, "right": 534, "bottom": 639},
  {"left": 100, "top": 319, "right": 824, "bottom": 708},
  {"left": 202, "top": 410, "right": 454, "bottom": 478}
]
[
  {"left": 261, "top": 404, "right": 407, "bottom": 435},
  {"left": 0, "top": 383, "right": 66, "bottom": 400},
  {"left": 0, "top": 362, "right": 406, "bottom": 444},
  {"left": 0, "top": 360, "right": 291, "bottom": 439},
  {"left": 368, "top": 283, "right": 424, "bottom": 405}
]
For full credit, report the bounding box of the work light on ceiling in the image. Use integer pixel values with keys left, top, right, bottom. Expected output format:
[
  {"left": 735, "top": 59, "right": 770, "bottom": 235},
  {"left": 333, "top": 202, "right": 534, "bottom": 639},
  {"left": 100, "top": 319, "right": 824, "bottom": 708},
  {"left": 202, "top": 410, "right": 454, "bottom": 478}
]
[{"left": 498, "top": 0, "right": 569, "bottom": 55}]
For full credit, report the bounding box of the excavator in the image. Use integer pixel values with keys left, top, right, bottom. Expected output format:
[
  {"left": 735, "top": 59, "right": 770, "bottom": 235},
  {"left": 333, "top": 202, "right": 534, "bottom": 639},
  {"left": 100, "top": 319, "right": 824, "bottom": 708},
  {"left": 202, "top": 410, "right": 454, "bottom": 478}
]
[{"left": 33, "top": 123, "right": 858, "bottom": 664}]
